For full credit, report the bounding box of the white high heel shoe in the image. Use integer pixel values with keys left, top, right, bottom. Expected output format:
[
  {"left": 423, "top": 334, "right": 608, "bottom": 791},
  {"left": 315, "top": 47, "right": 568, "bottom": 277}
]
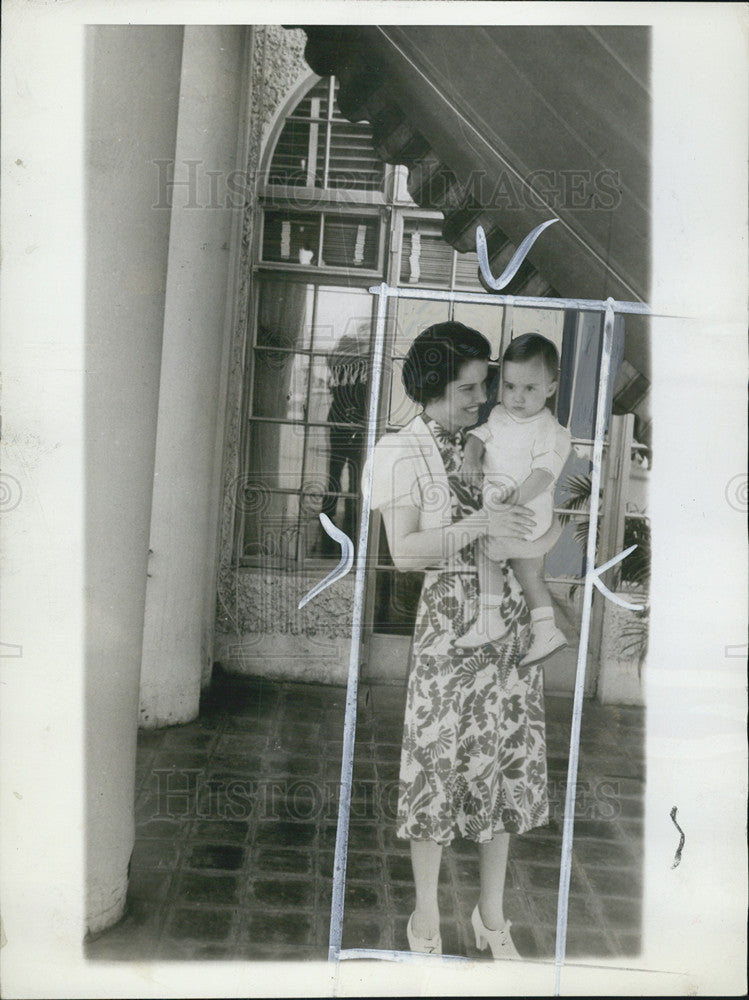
[
  {"left": 407, "top": 912, "right": 442, "bottom": 955},
  {"left": 471, "top": 904, "right": 520, "bottom": 959}
]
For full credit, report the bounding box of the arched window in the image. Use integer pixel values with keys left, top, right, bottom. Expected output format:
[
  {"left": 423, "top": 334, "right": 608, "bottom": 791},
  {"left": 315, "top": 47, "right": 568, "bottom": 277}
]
[
  {"left": 238, "top": 76, "right": 492, "bottom": 574},
  {"left": 267, "top": 77, "right": 385, "bottom": 191}
]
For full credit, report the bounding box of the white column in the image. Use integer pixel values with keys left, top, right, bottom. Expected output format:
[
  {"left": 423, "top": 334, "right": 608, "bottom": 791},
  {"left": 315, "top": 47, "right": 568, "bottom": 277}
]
[
  {"left": 84, "top": 25, "right": 185, "bottom": 934},
  {"left": 138, "top": 27, "right": 250, "bottom": 728}
]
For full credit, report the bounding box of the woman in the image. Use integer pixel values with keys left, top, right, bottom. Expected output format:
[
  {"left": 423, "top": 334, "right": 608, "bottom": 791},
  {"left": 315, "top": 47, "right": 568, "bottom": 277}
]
[{"left": 369, "top": 322, "right": 560, "bottom": 958}]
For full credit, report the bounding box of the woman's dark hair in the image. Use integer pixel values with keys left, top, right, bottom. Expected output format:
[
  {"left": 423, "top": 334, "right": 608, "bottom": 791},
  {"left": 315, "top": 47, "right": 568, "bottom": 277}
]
[
  {"left": 502, "top": 332, "right": 559, "bottom": 379},
  {"left": 402, "top": 322, "right": 491, "bottom": 405}
]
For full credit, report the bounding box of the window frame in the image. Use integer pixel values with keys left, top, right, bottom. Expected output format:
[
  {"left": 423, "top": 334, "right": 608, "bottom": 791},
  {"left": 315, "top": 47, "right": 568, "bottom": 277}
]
[{"left": 255, "top": 201, "right": 389, "bottom": 279}]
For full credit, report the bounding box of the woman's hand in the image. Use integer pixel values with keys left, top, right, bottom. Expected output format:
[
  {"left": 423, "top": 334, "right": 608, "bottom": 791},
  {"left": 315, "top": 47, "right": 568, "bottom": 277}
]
[
  {"left": 484, "top": 513, "right": 564, "bottom": 561},
  {"left": 485, "top": 502, "right": 536, "bottom": 540}
]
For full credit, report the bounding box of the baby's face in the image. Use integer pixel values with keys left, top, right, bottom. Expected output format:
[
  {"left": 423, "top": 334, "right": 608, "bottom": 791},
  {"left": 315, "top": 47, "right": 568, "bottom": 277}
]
[{"left": 501, "top": 356, "right": 557, "bottom": 419}]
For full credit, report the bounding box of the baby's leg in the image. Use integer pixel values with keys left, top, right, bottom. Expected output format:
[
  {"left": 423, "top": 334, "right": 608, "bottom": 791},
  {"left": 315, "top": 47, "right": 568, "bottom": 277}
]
[
  {"left": 454, "top": 542, "right": 510, "bottom": 648},
  {"left": 510, "top": 556, "right": 549, "bottom": 610},
  {"left": 510, "top": 556, "right": 568, "bottom": 667},
  {"left": 478, "top": 540, "right": 505, "bottom": 604}
]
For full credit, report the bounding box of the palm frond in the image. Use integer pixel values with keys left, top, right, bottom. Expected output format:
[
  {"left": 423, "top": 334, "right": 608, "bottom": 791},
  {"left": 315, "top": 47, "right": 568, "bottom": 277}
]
[
  {"left": 557, "top": 472, "right": 651, "bottom": 592},
  {"left": 573, "top": 520, "right": 595, "bottom": 550},
  {"left": 618, "top": 606, "right": 650, "bottom": 674},
  {"left": 557, "top": 474, "right": 594, "bottom": 511},
  {"left": 622, "top": 518, "right": 651, "bottom": 587}
]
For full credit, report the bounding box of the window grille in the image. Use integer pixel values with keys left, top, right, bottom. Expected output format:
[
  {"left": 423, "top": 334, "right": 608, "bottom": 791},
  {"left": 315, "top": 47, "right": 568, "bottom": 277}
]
[{"left": 241, "top": 278, "right": 376, "bottom": 566}]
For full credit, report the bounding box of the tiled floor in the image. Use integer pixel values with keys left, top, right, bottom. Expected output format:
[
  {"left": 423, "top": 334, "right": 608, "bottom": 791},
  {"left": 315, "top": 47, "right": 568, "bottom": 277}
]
[{"left": 86, "top": 668, "right": 644, "bottom": 962}]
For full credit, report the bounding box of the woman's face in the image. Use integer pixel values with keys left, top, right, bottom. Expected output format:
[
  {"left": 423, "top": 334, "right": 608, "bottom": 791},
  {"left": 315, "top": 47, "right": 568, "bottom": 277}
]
[{"left": 424, "top": 358, "right": 489, "bottom": 431}]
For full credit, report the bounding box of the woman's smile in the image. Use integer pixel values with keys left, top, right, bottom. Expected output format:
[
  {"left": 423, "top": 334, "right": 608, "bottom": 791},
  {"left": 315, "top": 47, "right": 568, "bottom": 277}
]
[{"left": 424, "top": 359, "right": 489, "bottom": 431}]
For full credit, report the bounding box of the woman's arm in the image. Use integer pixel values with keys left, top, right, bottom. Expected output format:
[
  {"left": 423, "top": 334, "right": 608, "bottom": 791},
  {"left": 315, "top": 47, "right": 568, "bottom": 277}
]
[{"left": 378, "top": 501, "right": 536, "bottom": 573}]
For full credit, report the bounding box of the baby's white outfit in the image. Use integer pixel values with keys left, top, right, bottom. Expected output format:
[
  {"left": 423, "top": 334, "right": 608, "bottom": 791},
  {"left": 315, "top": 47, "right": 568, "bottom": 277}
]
[{"left": 469, "top": 404, "right": 572, "bottom": 558}]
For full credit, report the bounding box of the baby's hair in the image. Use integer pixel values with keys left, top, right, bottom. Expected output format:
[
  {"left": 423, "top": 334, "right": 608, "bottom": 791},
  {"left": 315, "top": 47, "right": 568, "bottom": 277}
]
[
  {"left": 402, "top": 321, "right": 491, "bottom": 405},
  {"left": 503, "top": 332, "right": 559, "bottom": 381}
]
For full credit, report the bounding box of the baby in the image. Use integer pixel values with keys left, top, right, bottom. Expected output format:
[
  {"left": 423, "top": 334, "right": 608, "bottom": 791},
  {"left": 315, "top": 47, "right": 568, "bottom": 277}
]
[{"left": 457, "top": 333, "right": 572, "bottom": 666}]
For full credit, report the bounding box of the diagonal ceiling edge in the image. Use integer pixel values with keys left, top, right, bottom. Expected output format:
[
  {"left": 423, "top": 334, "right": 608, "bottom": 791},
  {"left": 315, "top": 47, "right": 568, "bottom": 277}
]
[{"left": 299, "top": 25, "right": 651, "bottom": 310}]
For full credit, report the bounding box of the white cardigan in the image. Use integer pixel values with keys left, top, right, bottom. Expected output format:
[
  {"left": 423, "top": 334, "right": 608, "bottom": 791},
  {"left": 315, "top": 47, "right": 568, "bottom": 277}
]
[
  {"left": 365, "top": 414, "right": 453, "bottom": 531},
  {"left": 364, "top": 414, "right": 560, "bottom": 570}
]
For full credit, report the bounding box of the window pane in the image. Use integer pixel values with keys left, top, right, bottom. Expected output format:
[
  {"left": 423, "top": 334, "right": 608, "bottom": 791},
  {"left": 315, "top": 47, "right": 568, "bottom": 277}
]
[
  {"left": 325, "top": 123, "right": 385, "bottom": 191},
  {"left": 330, "top": 79, "right": 349, "bottom": 121},
  {"left": 512, "top": 306, "right": 565, "bottom": 357},
  {"left": 453, "top": 248, "right": 484, "bottom": 290},
  {"left": 307, "top": 353, "right": 368, "bottom": 426},
  {"left": 304, "top": 424, "right": 365, "bottom": 548},
  {"left": 262, "top": 211, "right": 321, "bottom": 265},
  {"left": 613, "top": 372, "right": 649, "bottom": 413},
  {"left": 256, "top": 279, "right": 315, "bottom": 351},
  {"left": 267, "top": 77, "right": 385, "bottom": 191},
  {"left": 399, "top": 223, "right": 453, "bottom": 286},
  {"left": 389, "top": 359, "right": 420, "bottom": 427},
  {"left": 267, "top": 119, "right": 321, "bottom": 187},
  {"left": 305, "top": 423, "right": 363, "bottom": 499},
  {"left": 453, "top": 302, "right": 506, "bottom": 359},
  {"left": 267, "top": 80, "right": 331, "bottom": 188},
  {"left": 311, "top": 287, "right": 374, "bottom": 353},
  {"left": 303, "top": 492, "right": 361, "bottom": 559},
  {"left": 306, "top": 354, "right": 333, "bottom": 425},
  {"left": 321, "top": 214, "right": 379, "bottom": 269},
  {"left": 251, "top": 351, "right": 309, "bottom": 421},
  {"left": 245, "top": 421, "right": 304, "bottom": 492},
  {"left": 392, "top": 297, "right": 450, "bottom": 355}
]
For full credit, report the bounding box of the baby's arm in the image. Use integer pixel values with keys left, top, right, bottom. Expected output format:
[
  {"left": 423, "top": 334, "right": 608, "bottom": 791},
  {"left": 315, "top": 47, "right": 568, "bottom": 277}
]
[
  {"left": 509, "top": 468, "right": 554, "bottom": 506},
  {"left": 460, "top": 433, "right": 485, "bottom": 486}
]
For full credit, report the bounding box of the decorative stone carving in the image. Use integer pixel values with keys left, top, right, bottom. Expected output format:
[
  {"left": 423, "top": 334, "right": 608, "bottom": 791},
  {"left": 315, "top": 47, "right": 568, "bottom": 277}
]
[{"left": 216, "top": 28, "right": 341, "bottom": 657}]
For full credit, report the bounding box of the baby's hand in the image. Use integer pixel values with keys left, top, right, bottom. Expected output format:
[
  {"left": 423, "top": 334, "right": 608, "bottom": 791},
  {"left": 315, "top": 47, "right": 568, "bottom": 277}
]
[{"left": 460, "top": 456, "right": 484, "bottom": 487}]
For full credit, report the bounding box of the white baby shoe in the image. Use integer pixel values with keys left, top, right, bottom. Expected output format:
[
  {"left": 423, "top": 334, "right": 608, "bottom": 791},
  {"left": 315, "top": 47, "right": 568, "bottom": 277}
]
[{"left": 520, "top": 624, "right": 567, "bottom": 666}]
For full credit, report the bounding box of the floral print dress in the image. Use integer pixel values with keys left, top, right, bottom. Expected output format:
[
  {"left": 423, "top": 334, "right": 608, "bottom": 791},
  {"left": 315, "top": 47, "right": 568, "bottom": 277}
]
[{"left": 396, "top": 417, "right": 549, "bottom": 845}]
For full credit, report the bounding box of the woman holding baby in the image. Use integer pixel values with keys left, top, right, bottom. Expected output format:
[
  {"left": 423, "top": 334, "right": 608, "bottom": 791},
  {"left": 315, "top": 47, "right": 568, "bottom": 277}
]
[{"left": 369, "top": 321, "right": 569, "bottom": 958}]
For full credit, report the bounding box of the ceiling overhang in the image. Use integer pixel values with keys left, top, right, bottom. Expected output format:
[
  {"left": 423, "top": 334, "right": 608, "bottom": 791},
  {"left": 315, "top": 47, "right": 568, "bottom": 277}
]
[{"left": 299, "top": 25, "right": 650, "bottom": 313}]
